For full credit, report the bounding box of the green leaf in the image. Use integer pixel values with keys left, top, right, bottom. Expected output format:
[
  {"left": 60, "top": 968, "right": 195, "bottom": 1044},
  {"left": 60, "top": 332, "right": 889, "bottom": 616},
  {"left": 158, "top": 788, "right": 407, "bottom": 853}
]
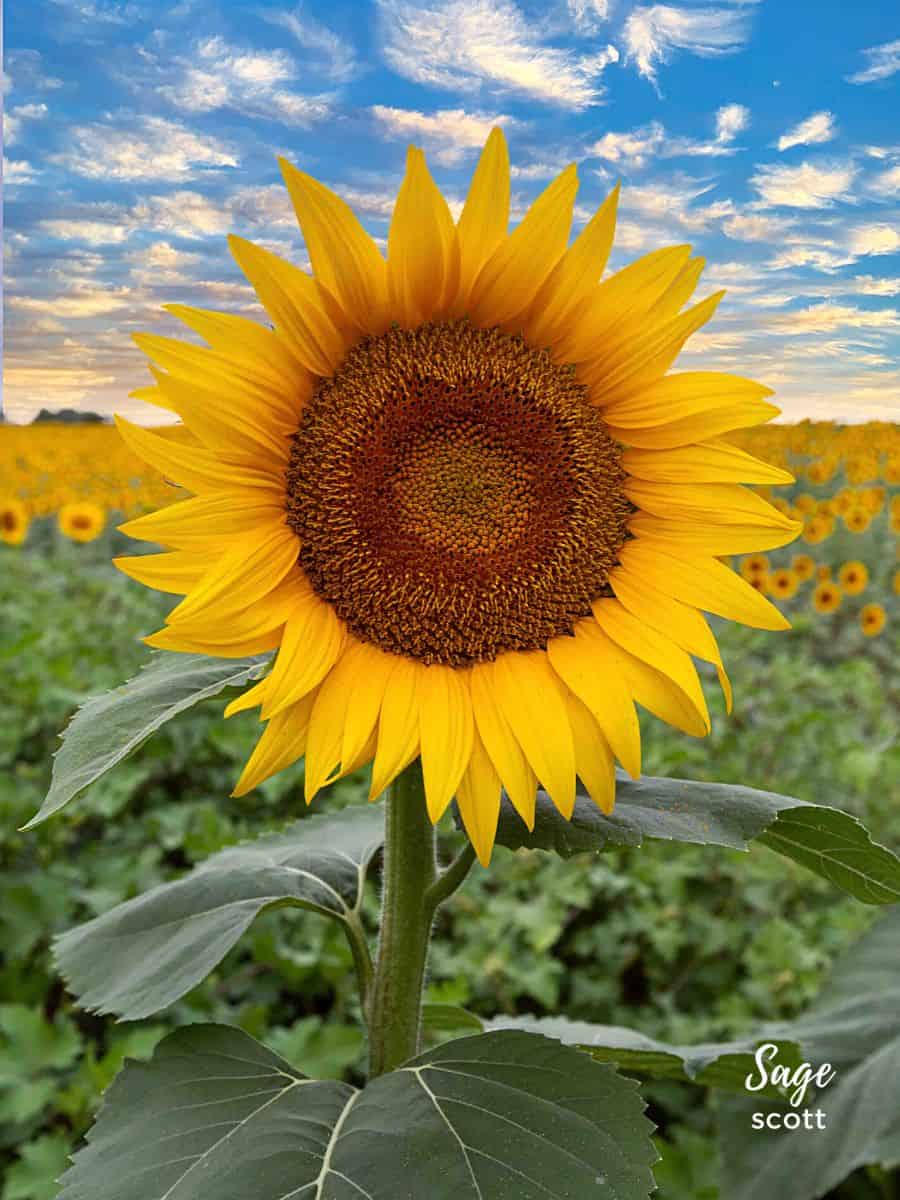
[
  {"left": 54, "top": 806, "right": 384, "bottom": 1020},
  {"left": 422, "top": 1002, "right": 485, "bottom": 1042},
  {"left": 487, "top": 1016, "right": 802, "bottom": 1096},
  {"left": 719, "top": 905, "right": 900, "bottom": 1200},
  {"left": 488, "top": 775, "right": 900, "bottom": 903},
  {"left": 24, "top": 651, "right": 269, "bottom": 829},
  {"left": 59, "top": 1023, "right": 657, "bottom": 1200},
  {"left": 0, "top": 1005, "right": 82, "bottom": 1122},
  {"left": 3, "top": 1133, "right": 72, "bottom": 1200}
]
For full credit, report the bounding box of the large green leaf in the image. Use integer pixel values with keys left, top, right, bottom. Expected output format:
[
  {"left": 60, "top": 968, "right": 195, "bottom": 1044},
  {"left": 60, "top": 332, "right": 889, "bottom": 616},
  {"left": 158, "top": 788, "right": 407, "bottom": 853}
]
[
  {"left": 53, "top": 806, "right": 384, "bottom": 1020},
  {"left": 24, "top": 652, "right": 269, "bottom": 829},
  {"left": 58, "top": 1023, "right": 657, "bottom": 1200},
  {"left": 719, "top": 905, "right": 900, "bottom": 1200},
  {"left": 488, "top": 1016, "right": 801, "bottom": 1096},
  {"left": 488, "top": 776, "right": 900, "bottom": 903}
]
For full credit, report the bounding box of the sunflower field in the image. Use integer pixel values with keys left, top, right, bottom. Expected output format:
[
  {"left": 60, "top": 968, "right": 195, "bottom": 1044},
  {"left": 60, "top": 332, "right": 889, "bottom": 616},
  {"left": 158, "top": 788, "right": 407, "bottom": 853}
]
[{"left": 2, "top": 413, "right": 898, "bottom": 1200}]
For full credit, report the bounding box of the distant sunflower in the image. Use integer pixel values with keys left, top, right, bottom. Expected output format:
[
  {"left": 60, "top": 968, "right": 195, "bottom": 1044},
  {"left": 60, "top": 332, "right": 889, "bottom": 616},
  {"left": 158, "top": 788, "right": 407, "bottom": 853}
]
[
  {"left": 739, "top": 553, "right": 769, "bottom": 581},
  {"left": 801, "top": 515, "right": 832, "bottom": 545},
  {"left": 59, "top": 501, "right": 105, "bottom": 543},
  {"left": 844, "top": 508, "right": 871, "bottom": 534},
  {"left": 859, "top": 603, "right": 886, "bottom": 637},
  {"left": 838, "top": 561, "right": 869, "bottom": 595},
  {"left": 813, "top": 582, "right": 842, "bottom": 613},
  {"left": 791, "top": 554, "right": 815, "bottom": 582},
  {"left": 115, "top": 129, "right": 800, "bottom": 864},
  {"left": 768, "top": 568, "right": 798, "bottom": 600},
  {"left": 1, "top": 498, "right": 30, "bottom": 546}
]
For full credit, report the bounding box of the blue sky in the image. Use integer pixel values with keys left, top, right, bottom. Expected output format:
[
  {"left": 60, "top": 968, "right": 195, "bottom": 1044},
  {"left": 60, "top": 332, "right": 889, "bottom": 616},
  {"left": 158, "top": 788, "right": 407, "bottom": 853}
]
[{"left": 3, "top": 0, "right": 899, "bottom": 424}]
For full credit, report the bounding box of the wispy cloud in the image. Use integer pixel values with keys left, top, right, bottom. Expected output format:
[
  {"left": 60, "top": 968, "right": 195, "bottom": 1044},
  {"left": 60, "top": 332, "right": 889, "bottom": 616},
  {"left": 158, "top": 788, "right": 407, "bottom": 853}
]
[
  {"left": 150, "top": 35, "right": 332, "bottom": 126},
  {"left": 846, "top": 38, "right": 900, "bottom": 84},
  {"left": 589, "top": 103, "right": 749, "bottom": 168},
  {"left": 750, "top": 160, "right": 857, "bottom": 208},
  {"left": 377, "top": 0, "right": 619, "bottom": 108},
  {"left": 53, "top": 116, "right": 237, "bottom": 182},
  {"left": 845, "top": 223, "right": 900, "bottom": 257},
  {"left": 265, "top": 5, "right": 359, "bottom": 85},
  {"left": 777, "top": 111, "right": 836, "bottom": 152},
  {"left": 622, "top": 3, "right": 756, "bottom": 89},
  {"left": 370, "top": 105, "right": 516, "bottom": 164}
]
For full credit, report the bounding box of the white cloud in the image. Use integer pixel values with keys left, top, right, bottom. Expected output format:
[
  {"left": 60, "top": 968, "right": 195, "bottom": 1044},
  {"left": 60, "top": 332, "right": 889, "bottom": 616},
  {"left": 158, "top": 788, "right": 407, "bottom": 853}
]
[
  {"left": 846, "top": 38, "right": 900, "bottom": 84},
  {"left": 845, "top": 223, "right": 900, "bottom": 257},
  {"left": 40, "top": 219, "right": 132, "bottom": 245},
  {"left": 4, "top": 159, "right": 37, "bottom": 185},
  {"left": 770, "top": 302, "right": 900, "bottom": 334},
  {"left": 622, "top": 3, "right": 756, "bottom": 88},
  {"left": 722, "top": 212, "right": 796, "bottom": 241},
  {"left": 378, "top": 0, "right": 618, "bottom": 109},
  {"left": 370, "top": 105, "right": 516, "bottom": 164},
  {"left": 568, "top": 0, "right": 612, "bottom": 31},
  {"left": 588, "top": 121, "right": 665, "bottom": 167},
  {"left": 154, "top": 35, "right": 331, "bottom": 127},
  {"left": 3, "top": 101, "right": 48, "bottom": 146},
  {"left": 777, "top": 111, "right": 836, "bottom": 152},
  {"left": 9, "top": 286, "right": 134, "bottom": 318},
  {"left": 750, "top": 160, "right": 856, "bottom": 208},
  {"left": 868, "top": 163, "right": 900, "bottom": 197},
  {"left": 766, "top": 245, "right": 852, "bottom": 272},
  {"left": 715, "top": 102, "right": 749, "bottom": 143},
  {"left": 133, "top": 191, "right": 233, "bottom": 238},
  {"left": 54, "top": 116, "right": 237, "bottom": 181},
  {"left": 847, "top": 275, "right": 900, "bottom": 297},
  {"left": 266, "top": 5, "right": 359, "bottom": 84}
]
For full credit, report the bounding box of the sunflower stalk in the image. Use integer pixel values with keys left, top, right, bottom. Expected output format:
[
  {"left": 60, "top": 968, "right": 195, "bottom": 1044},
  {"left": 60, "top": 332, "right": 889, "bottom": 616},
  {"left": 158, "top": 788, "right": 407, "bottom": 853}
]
[{"left": 367, "top": 761, "right": 447, "bottom": 1078}]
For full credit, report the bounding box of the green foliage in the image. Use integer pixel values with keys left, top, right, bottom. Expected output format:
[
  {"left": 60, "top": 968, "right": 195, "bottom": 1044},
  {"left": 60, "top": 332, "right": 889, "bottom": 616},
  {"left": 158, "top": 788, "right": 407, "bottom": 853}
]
[
  {"left": 490, "top": 779, "right": 900, "bottom": 903},
  {"left": 719, "top": 906, "right": 900, "bottom": 1200},
  {"left": 59, "top": 1025, "right": 657, "bottom": 1200},
  {"left": 3, "top": 535, "right": 898, "bottom": 1196}
]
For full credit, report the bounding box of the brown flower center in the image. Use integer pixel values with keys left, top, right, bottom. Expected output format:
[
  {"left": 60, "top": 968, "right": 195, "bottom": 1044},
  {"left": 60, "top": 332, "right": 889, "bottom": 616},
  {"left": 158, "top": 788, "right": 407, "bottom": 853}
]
[{"left": 285, "top": 320, "right": 630, "bottom": 666}]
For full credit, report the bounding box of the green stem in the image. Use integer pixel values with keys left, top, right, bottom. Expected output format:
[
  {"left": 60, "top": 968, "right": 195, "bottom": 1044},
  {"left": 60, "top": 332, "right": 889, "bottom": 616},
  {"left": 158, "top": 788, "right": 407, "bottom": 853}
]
[
  {"left": 343, "top": 913, "right": 374, "bottom": 1015},
  {"left": 367, "top": 762, "right": 437, "bottom": 1078},
  {"left": 425, "top": 843, "right": 477, "bottom": 912}
]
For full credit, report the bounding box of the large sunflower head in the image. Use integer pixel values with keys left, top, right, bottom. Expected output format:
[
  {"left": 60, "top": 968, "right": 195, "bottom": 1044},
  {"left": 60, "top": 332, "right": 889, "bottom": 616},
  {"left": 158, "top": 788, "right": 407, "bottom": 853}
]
[{"left": 115, "top": 130, "right": 800, "bottom": 864}]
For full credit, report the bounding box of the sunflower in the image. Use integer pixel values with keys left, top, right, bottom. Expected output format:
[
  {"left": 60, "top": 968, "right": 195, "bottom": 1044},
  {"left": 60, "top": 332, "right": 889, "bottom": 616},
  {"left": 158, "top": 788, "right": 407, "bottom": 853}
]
[
  {"left": 768, "top": 568, "right": 798, "bottom": 600},
  {"left": 115, "top": 130, "right": 800, "bottom": 864},
  {"left": 844, "top": 508, "right": 871, "bottom": 534},
  {"left": 790, "top": 553, "right": 815, "bottom": 582},
  {"left": 838, "top": 561, "right": 868, "bottom": 595},
  {"left": 813, "top": 582, "right": 842, "bottom": 613},
  {"left": 859, "top": 603, "right": 886, "bottom": 637},
  {"left": 739, "top": 553, "right": 769, "bottom": 581},
  {"left": 59, "top": 501, "right": 105, "bottom": 543},
  {"left": 801, "top": 514, "right": 832, "bottom": 545},
  {"left": 1, "top": 498, "right": 30, "bottom": 547},
  {"left": 816, "top": 564, "right": 832, "bottom": 581}
]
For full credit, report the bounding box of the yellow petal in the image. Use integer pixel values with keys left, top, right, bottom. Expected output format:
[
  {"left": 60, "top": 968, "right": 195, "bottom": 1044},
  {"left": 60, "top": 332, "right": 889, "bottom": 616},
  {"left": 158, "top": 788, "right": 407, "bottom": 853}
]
[
  {"left": 231, "top": 693, "right": 317, "bottom": 797},
  {"left": 490, "top": 651, "right": 576, "bottom": 819},
  {"left": 453, "top": 127, "right": 510, "bottom": 314},
  {"left": 228, "top": 236, "right": 350, "bottom": 377},
  {"left": 553, "top": 245, "right": 691, "bottom": 364},
  {"left": 619, "top": 540, "right": 791, "bottom": 630},
  {"left": 626, "top": 480, "right": 799, "bottom": 528},
  {"left": 592, "top": 598, "right": 710, "bottom": 732},
  {"left": 164, "top": 569, "right": 306, "bottom": 645},
  {"left": 622, "top": 440, "right": 795, "bottom": 485},
  {"left": 646, "top": 255, "right": 705, "bottom": 324},
  {"left": 547, "top": 622, "right": 641, "bottom": 779},
  {"left": 629, "top": 512, "right": 802, "bottom": 554},
  {"left": 600, "top": 634, "right": 709, "bottom": 737},
  {"left": 341, "top": 643, "right": 395, "bottom": 770},
  {"left": 163, "top": 303, "right": 305, "bottom": 395},
  {"left": 467, "top": 164, "right": 578, "bottom": 327},
  {"left": 583, "top": 291, "right": 725, "bottom": 400},
  {"left": 145, "top": 626, "right": 282, "bottom": 657},
  {"left": 388, "top": 146, "right": 460, "bottom": 327},
  {"left": 523, "top": 183, "right": 619, "bottom": 348},
  {"left": 167, "top": 521, "right": 299, "bottom": 625},
  {"left": 418, "top": 666, "right": 474, "bottom": 823},
  {"left": 224, "top": 675, "right": 271, "bottom": 719},
  {"left": 261, "top": 594, "right": 346, "bottom": 719},
  {"left": 604, "top": 371, "right": 775, "bottom": 427},
  {"left": 563, "top": 691, "right": 616, "bottom": 814},
  {"left": 119, "top": 492, "right": 285, "bottom": 550},
  {"left": 304, "top": 647, "right": 365, "bottom": 801},
  {"left": 115, "top": 416, "right": 278, "bottom": 494},
  {"left": 469, "top": 661, "right": 537, "bottom": 829},
  {"left": 113, "top": 549, "right": 218, "bottom": 595},
  {"left": 369, "top": 657, "right": 423, "bottom": 800},
  {"left": 279, "top": 157, "right": 390, "bottom": 334},
  {"left": 610, "top": 565, "right": 733, "bottom": 712},
  {"left": 128, "top": 383, "right": 177, "bottom": 414},
  {"left": 455, "top": 726, "right": 501, "bottom": 867}
]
